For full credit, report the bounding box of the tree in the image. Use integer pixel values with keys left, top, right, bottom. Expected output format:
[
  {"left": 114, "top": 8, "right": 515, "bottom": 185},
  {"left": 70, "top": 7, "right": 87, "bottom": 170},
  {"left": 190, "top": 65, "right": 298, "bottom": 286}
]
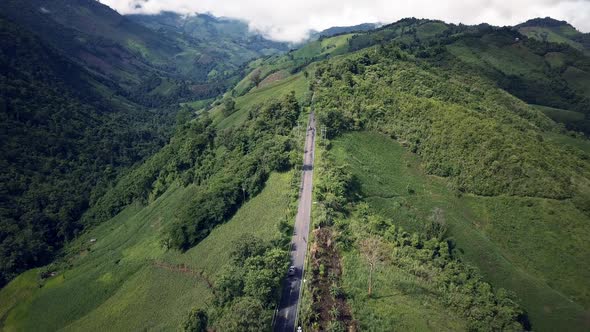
[
  {"left": 223, "top": 97, "right": 236, "bottom": 116},
  {"left": 424, "top": 207, "right": 447, "bottom": 240},
  {"left": 230, "top": 235, "right": 267, "bottom": 265},
  {"left": 250, "top": 70, "right": 262, "bottom": 87},
  {"left": 359, "top": 236, "right": 386, "bottom": 297},
  {"left": 182, "top": 308, "right": 208, "bottom": 332},
  {"left": 214, "top": 266, "right": 245, "bottom": 305},
  {"left": 217, "top": 297, "right": 271, "bottom": 332}
]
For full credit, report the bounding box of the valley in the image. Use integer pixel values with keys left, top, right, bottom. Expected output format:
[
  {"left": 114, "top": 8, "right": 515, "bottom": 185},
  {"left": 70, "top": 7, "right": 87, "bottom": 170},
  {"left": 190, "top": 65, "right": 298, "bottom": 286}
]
[{"left": 1, "top": 2, "right": 590, "bottom": 331}]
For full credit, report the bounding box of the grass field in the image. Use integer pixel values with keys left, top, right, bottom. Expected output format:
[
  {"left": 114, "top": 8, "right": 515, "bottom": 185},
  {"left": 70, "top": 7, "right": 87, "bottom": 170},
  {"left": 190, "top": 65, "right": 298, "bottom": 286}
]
[
  {"left": 447, "top": 37, "right": 547, "bottom": 77},
  {"left": 342, "top": 253, "right": 468, "bottom": 331},
  {"left": 293, "top": 33, "right": 354, "bottom": 60},
  {"left": 518, "top": 26, "right": 584, "bottom": 51},
  {"left": 416, "top": 21, "right": 448, "bottom": 39},
  {"left": 330, "top": 131, "right": 590, "bottom": 331},
  {"left": 229, "top": 33, "right": 351, "bottom": 98},
  {"left": 0, "top": 172, "right": 292, "bottom": 331},
  {"left": 212, "top": 72, "right": 308, "bottom": 129},
  {"left": 532, "top": 104, "right": 585, "bottom": 124},
  {"left": 544, "top": 131, "right": 590, "bottom": 154},
  {"left": 180, "top": 97, "right": 214, "bottom": 111}
]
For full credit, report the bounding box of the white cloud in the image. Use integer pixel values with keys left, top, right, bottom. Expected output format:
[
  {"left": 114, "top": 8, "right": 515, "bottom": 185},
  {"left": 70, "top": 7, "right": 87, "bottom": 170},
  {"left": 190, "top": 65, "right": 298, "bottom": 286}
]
[{"left": 99, "top": 0, "right": 590, "bottom": 42}]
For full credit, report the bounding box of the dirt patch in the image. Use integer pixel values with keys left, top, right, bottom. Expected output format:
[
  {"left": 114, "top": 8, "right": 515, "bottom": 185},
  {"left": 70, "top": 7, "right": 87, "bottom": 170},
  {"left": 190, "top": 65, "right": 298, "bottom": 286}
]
[
  {"left": 308, "top": 227, "right": 356, "bottom": 331},
  {"left": 258, "top": 70, "right": 289, "bottom": 88},
  {"left": 152, "top": 261, "right": 214, "bottom": 289}
]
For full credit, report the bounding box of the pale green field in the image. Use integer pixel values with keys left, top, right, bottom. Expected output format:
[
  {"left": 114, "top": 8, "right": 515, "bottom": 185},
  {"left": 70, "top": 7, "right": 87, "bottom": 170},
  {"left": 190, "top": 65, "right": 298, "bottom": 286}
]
[
  {"left": 0, "top": 172, "right": 292, "bottom": 331},
  {"left": 293, "top": 33, "right": 354, "bottom": 59},
  {"left": 532, "top": 104, "right": 585, "bottom": 124},
  {"left": 518, "top": 26, "right": 584, "bottom": 51},
  {"left": 212, "top": 72, "right": 308, "bottom": 129},
  {"left": 331, "top": 131, "right": 590, "bottom": 331},
  {"left": 231, "top": 33, "right": 351, "bottom": 97}
]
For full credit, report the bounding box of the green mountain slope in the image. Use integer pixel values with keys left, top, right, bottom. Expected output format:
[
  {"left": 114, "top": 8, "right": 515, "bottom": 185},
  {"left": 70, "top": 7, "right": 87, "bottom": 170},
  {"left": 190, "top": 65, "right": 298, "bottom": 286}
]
[
  {"left": 516, "top": 17, "right": 590, "bottom": 52},
  {"left": 445, "top": 28, "right": 590, "bottom": 133},
  {"left": 0, "top": 17, "right": 174, "bottom": 287},
  {"left": 324, "top": 17, "right": 590, "bottom": 133},
  {"left": 0, "top": 0, "right": 294, "bottom": 288},
  {"left": 0, "top": 172, "right": 293, "bottom": 331},
  {"left": 0, "top": 61, "right": 309, "bottom": 328},
  {"left": 0, "top": 0, "right": 197, "bottom": 101},
  {"left": 0, "top": 0, "right": 289, "bottom": 102},
  {"left": 308, "top": 22, "right": 380, "bottom": 40},
  {"left": 2, "top": 13, "right": 590, "bottom": 332},
  {"left": 128, "top": 12, "right": 289, "bottom": 64},
  {"left": 305, "top": 25, "right": 590, "bottom": 330}
]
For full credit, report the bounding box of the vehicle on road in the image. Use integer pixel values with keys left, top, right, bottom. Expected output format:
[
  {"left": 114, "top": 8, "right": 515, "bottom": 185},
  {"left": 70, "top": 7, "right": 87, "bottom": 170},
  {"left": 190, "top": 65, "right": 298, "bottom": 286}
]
[{"left": 288, "top": 266, "right": 296, "bottom": 277}]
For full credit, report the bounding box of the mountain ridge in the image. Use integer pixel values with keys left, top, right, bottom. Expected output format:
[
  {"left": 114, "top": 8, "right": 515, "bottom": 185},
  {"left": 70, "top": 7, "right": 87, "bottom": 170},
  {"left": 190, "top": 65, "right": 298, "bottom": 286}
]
[{"left": 1, "top": 6, "right": 590, "bottom": 331}]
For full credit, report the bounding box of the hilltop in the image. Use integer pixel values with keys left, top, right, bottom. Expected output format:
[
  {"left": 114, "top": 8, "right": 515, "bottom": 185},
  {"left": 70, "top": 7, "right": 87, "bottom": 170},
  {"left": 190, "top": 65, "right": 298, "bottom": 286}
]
[
  {"left": 1, "top": 9, "right": 590, "bottom": 332},
  {"left": 516, "top": 17, "right": 590, "bottom": 52}
]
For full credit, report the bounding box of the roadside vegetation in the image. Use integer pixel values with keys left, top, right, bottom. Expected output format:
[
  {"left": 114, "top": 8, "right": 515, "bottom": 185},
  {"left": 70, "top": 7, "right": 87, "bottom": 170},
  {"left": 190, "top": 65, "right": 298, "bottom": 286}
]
[
  {"left": 302, "top": 20, "right": 590, "bottom": 330},
  {"left": 0, "top": 82, "right": 310, "bottom": 330},
  {"left": 301, "top": 141, "right": 527, "bottom": 331}
]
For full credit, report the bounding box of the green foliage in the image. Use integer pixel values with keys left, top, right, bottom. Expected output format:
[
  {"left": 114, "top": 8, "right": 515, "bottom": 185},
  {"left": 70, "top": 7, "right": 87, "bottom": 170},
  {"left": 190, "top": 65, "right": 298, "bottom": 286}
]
[
  {"left": 216, "top": 297, "right": 271, "bottom": 332},
  {"left": 83, "top": 118, "right": 215, "bottom": 227},
  {"left": 445, "top": 30, "right": 590, "bottom": 134},
  {"left": 0, "top": 172, "right": 293, "bottom": 331},
  {"left": 516, "top": 17, "right": 589, "bottom": 52},
  {"left": 215, "top": 72, "right": 309, "bottom": 129},
  {"left": 182, "top": 308, "right": 208, "bottom": 332},
  {"left": 205, "top": 236, "right": 289, "bottom": 330},
  {"left": 331, "top": 131, "right": 590, "bottom": 331},
  {"left": 0, "top": 18, "right": 175, "bottom": 286},
  {"left": 313, "top": 46, "right": 588, "bottom": 199},
  {"left": 423, "top": 207, "right": 447, "bottom": 241},
  {"left": 314, "top": 144, "right": 526, "bottom": 331},
  {"left": 222, "top": 97, "right": 237, "bottom": 116},
  {"left": 166, "top": 92, "right": 300, "bottom": 250}
]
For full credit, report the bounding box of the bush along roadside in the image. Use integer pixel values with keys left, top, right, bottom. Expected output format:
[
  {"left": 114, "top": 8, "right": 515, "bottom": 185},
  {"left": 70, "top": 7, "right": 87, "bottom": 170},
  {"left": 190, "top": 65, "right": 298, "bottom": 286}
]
[{"left": 301, "top": 140, "right": 529, "bottom": 331}]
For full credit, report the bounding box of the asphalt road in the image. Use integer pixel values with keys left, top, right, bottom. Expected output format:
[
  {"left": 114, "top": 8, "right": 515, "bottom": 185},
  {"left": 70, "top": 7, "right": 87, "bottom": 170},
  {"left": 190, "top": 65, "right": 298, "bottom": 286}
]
[{"left": 274, "top": 112, "right": 316, "bottom": 332}]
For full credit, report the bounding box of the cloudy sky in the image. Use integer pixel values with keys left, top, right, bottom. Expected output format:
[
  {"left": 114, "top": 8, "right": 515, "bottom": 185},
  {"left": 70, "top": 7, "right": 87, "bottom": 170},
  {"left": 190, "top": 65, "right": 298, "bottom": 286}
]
[{"left": 100, "top": 0, "right": 590, "bottom": 42}]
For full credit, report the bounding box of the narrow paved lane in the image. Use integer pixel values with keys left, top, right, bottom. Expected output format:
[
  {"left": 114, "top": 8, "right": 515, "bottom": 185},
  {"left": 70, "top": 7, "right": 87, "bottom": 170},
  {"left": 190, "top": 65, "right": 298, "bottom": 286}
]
[{"left": 274, "top": 112, "right": 316, "bottom": 332}]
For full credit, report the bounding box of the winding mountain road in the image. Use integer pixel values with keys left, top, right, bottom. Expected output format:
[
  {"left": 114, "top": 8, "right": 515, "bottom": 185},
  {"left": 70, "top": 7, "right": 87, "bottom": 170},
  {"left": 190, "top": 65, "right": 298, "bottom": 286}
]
[{"left": 274, "top": 112, "right": 316, "bottom": 332}]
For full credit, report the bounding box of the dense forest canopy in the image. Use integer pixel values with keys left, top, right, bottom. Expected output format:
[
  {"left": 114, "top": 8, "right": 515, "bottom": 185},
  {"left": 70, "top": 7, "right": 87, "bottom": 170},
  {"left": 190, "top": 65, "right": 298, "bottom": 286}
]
[{"left": 0, "top": 18, "right": 176, "bottom": 286}]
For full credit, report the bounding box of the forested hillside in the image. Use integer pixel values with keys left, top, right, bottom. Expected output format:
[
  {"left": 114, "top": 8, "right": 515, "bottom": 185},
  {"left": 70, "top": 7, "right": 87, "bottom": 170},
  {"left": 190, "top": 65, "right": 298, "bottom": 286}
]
[
  {"left": 0, "top": 0, "right": 294, "bottom": 287},
  {"left": 128, "top": 12, "right": 290, "bottom": 78},
  {"left": 0, "top": 0, "right": 291, "bottom": 102},
  {"left": 0, "top": 17, "right": 177, "bottom": 286},
  {"left": 0, "top": 82, "right": 308, "bottom": 331},
  {"left": 304, "top": 20, "right": 590, "bottom": 331},
  {"left": 1, "top": 8, "right": 590, "bottom": 331}
]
